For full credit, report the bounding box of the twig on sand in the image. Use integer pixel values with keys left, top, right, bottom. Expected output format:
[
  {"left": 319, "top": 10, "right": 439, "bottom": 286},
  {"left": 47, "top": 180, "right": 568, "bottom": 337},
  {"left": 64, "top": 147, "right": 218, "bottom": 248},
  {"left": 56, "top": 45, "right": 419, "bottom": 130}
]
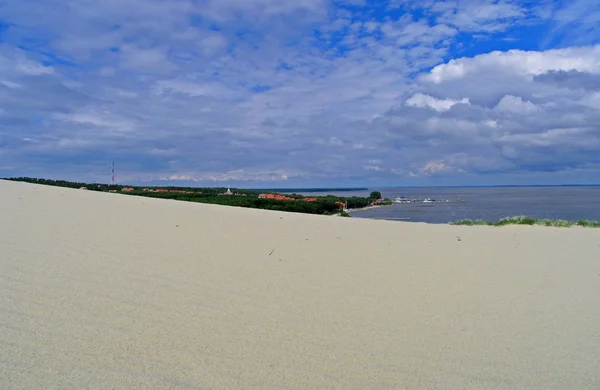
[{"left": 269, "top": 249, "right": 274, "bottom": 256}]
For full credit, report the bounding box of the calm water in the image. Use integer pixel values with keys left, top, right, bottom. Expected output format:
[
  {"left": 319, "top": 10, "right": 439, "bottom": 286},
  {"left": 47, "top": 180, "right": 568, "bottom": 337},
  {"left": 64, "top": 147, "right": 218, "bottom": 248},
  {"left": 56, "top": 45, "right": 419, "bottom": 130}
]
[{"left": 289, "top": 187, "right": 600, "bottom": 224}]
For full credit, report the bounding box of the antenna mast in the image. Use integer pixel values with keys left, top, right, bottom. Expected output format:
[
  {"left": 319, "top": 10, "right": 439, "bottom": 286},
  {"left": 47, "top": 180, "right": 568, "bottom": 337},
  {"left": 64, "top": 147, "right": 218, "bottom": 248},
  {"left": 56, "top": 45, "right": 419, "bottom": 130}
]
[{"left": 111, "top": 161, "right": 115, "bottom": 185}]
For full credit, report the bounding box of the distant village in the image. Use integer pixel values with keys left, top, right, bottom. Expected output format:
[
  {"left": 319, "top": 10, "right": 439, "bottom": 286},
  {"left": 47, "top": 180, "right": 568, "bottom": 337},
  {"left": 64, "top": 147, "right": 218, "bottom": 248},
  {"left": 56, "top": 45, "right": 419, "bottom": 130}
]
[
  {"left": 7, "top": 178, "right": 392, "bottom": 215},
  {"left": 78, "top": 185, "right": 354, "bottom": 209}
]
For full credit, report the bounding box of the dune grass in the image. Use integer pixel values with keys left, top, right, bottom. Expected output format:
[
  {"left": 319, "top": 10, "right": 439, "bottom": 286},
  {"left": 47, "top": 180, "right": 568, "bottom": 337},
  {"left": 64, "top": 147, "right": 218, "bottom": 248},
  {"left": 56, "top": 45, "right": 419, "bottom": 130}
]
[{"left": 452, "top": 216, "right": 600, "bottom": 228}]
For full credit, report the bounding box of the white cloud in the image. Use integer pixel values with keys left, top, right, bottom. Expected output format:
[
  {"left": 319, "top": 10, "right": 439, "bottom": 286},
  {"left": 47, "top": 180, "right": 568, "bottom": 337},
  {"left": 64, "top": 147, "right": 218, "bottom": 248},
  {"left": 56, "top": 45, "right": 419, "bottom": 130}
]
[
  {"left": 203, "top": 0, "right": 327, "bottom": 20},
  {"left": 382, "top": 19, "right": 457, "bottom": 46},
  {"left": 155, "top": 80, "right": 238, "bottom": 99},
  {"left": 54, "top": 110, "right": 137, "bottom": 133},
  {"left": 580, "top": 92, "right": 600, "bottom": 110},
  {"left": 420, "top": 161, "right": 461, "bottom": 175},
  {"left": 0, "top": 46, "right": 54, "bottom": 76},
  {"left": 160, "top": 175, "right": 200, "bottom": 182},
  {"left": 198, "top": 34, "right": 229, "bottom": 56},
  {"left": 329, "top": 137, "right": 344, "bottom": 146},
  {"left": 406, "top": 93, "right": 470, "bottom": 112},
  {"left": 389, "top": 0, "right": 538, "bottom": 34},
  {"left": 119, "top": 45, "right": 172, "bottom": 71},
  {"left": 16, "top": 60, "right": 54, "bottom": 75},
  {"left": 160, "top": 168, "right": 293, "bottom": 182},
  {"left": 363, "top": 165, "right": 384, "bottom": 172},
  {"left": 497, "top": 127, "right": 598, "bottom": 149},
  {"left": 425, "top": 46, "right": 600, "bottom": 84},
  {"left": 439, "top": 1, "right": 525, "bottom": 32},
  {"left": 376, "top": 43, "right": 600, "bottom": 176},
  {"left": 0, "top": 80, "right": 22, "bottom": 89},
  {"left": 494, "top": 95, "right": 540, "bottom": 114}
]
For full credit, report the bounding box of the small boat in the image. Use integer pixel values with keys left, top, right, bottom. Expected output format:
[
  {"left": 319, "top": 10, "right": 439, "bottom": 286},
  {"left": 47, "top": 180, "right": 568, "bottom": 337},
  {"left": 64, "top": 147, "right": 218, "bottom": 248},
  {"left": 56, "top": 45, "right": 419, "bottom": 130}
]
[
  {"left": 393, "top": 196, "right": 411, "bottom": 203},
  {"left": 393, "top": 195, "right": 465, "bottom": 204}
]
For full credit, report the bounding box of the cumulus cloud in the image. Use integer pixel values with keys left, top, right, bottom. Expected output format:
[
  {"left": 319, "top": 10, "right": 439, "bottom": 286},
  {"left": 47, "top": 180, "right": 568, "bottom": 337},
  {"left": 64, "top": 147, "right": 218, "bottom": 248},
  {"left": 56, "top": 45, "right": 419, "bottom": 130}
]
[
  {"left": 406, "top": 93, "right": 470, "bottom": 112},
  {"left": 494, "top": 95, "right": 540, "bottom": 114},
  {"left": 425, "top": 46, "right": 600, "bottom": 85},
  {"left": 387, "top": 44, "right": 600, "bottom": 176}
]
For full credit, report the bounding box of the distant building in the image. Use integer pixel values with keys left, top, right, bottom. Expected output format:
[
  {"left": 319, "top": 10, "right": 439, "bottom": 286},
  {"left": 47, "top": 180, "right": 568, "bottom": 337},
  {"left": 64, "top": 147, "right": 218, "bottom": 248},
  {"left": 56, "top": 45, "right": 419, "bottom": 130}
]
[
  {"left": 79, "top": 187, "right": 88, "bottom": 190},
  {"left": 121, "top": 187, "right": 135, "bottom": 192},
  {"left": 224, "top": 187, "right": 233, "bottom": 195},
  {"left": 258, "top": 193, "right": 294, "bottom": 201}
]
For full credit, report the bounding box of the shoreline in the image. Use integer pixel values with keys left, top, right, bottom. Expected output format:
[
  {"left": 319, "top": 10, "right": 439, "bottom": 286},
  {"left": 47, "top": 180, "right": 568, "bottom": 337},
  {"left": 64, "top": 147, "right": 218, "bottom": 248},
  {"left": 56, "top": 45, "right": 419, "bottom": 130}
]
[{"left": 347, "top": 204, "right": 388, "bottom": 213}]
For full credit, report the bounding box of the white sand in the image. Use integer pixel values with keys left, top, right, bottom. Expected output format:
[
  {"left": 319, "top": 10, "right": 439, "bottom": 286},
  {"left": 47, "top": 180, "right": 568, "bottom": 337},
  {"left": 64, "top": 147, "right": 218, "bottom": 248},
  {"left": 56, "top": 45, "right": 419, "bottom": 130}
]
[{"left": 1, "top": 179, "right": 600, "bottom": 389}]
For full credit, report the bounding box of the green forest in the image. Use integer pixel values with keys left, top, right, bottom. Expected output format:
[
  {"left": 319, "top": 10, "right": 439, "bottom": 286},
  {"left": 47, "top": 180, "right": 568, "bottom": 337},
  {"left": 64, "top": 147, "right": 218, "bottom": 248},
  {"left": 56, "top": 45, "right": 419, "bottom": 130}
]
[{"left": 4, "top": 177, "right": 390, "bottom": 216}]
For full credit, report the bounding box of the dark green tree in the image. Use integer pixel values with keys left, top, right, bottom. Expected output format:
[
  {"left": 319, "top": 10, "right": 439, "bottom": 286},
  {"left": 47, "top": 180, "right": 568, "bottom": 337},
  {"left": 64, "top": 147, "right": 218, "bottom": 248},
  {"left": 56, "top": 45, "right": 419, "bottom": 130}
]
[{"left": 369, "top": 191, "right": 382, "bottom": 200}]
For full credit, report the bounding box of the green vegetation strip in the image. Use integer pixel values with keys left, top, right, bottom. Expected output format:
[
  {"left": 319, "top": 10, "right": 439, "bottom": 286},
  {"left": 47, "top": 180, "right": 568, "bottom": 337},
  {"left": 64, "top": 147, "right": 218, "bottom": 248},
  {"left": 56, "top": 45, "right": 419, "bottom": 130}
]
[
  {"left": 3, "top": 177, "right": 385, "bottom": 216},
  {"left": 452, "top": 216, "right": 600, "bottom": 228}
]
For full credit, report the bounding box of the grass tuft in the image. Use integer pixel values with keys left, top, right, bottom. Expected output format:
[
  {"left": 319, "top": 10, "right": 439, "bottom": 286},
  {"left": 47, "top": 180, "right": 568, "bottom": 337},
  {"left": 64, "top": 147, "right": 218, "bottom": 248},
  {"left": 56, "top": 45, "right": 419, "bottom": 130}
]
[
  {"left": 576, "top": 219, "right": 600, "bottom": 227},
  {"left": 452, "top": 216, "right": 600, "bottom": 228},
  {"left": 453, "top": 219, "right": 493, "bottom": 226}
]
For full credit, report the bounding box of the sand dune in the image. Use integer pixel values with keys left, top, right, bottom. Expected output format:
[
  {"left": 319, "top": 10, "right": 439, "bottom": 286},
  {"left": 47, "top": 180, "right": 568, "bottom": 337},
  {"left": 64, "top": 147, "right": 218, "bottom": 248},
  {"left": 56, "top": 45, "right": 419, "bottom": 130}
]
[{"left": 1, "top": 179, "right": 600, "bottom": 389}]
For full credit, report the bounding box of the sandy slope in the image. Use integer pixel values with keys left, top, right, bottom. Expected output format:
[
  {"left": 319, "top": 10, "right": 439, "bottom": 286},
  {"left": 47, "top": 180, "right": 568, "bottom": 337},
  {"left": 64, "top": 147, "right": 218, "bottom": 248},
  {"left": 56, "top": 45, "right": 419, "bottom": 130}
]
[{"left": 1, "top": 180, "right": 600, "bottom": 389}]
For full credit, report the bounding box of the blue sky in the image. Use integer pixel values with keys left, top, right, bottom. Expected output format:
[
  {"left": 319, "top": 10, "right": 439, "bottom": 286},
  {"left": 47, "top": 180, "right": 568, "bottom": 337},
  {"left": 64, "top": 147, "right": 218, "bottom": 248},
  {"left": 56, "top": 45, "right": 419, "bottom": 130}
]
[{"left": 0, "top": 0, "right": 599, "bottom": 187}]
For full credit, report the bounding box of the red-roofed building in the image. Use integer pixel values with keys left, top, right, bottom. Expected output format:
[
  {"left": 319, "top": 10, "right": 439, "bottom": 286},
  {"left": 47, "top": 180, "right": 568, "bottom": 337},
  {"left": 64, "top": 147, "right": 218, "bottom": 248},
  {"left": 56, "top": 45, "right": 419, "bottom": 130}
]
[{"left": 259, "top": 193, "right": 294, "bottom": 201}]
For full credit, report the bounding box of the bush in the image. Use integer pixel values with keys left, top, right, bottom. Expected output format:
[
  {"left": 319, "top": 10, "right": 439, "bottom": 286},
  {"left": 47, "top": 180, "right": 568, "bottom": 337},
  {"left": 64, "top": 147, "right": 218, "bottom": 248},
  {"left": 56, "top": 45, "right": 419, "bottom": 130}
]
[{"left": 452, "top": 216, "right": 600, "bottom": 228}]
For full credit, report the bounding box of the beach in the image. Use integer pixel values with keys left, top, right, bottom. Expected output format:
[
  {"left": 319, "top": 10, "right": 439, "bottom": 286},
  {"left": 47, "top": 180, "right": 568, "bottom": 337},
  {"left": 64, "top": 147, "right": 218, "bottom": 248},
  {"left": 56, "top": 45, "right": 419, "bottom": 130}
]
[
  {"left": 2, "top": 179, "right": 600, "bottom": 389},
  {"left": 347, "top": 204, "right": 387, "bottom": 213}
]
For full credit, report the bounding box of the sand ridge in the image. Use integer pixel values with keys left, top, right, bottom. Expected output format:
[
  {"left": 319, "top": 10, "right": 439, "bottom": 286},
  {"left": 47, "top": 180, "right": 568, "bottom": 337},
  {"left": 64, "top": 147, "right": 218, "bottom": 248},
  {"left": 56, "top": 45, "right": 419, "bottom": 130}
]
[{"left": 1, "top": 179, "right": 600, "bottom": 389}]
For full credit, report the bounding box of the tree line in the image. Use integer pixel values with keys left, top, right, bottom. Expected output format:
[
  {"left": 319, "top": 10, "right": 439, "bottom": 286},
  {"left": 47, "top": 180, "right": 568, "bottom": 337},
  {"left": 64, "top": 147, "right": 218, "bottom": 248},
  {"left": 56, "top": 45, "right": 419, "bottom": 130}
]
[{"left": 3, "top": 177, "right": 390, "bottom": 216}]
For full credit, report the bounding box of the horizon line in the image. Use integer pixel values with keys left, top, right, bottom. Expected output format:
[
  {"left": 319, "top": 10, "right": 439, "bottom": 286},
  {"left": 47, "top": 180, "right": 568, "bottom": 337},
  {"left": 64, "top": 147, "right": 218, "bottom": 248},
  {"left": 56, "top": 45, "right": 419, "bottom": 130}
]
[{"left": 4, "top": 177, "right": 600, "bottom": 190}]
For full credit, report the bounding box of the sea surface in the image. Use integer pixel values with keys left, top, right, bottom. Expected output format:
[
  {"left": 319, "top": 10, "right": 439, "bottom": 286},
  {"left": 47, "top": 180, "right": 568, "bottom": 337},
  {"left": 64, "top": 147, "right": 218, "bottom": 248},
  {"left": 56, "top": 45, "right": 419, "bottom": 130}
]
[{"left": 287, "top": 186, "right": 600, "bottom": 224}]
